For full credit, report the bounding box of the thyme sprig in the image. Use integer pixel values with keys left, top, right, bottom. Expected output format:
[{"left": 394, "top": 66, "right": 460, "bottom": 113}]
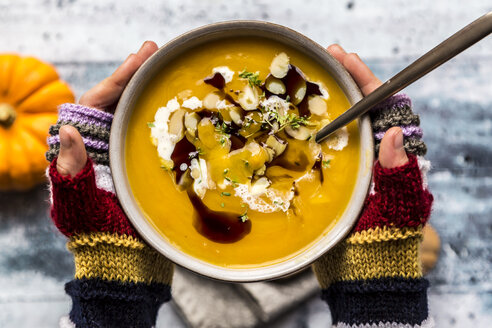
[
  {"left": 262, "top": 106, "right": 310, "bottom": 131},
  {"left": 239, "top": 69, "right": 262, "bottom": 87}
]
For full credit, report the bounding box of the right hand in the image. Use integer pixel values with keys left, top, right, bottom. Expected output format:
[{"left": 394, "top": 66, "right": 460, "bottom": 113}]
[{"left": 327, "top": 44, "right": 408, "bottom": 169}]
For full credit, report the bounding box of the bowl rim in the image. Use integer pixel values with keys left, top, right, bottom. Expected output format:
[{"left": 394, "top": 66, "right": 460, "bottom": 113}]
[{"left": 110, "top": 20, "right": 374, "bottom": 282}]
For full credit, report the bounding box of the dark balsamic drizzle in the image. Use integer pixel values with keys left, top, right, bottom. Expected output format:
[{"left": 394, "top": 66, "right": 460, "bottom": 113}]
[
  {"left": 297, "top": 97, "right": 310, "bottom": 118},
  {"left": 230, "top": 134, "right": 246, "bottom": 151},
  {"left": 306, "top": 81, "right": 323, "bottom": 96},
  {"left": 204, "top": 72, "right": 226, "bottom": 89},
  {"left": 171, "top": 137, "right": 197, "bottom": 183},
  {"left": 187, "top": 189, "right": 251, "bottom": 243}
]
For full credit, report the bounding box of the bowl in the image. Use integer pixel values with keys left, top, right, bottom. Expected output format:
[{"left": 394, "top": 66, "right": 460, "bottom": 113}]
[{"left": 110, "top": 20, "right": 374, "bottom": 282}]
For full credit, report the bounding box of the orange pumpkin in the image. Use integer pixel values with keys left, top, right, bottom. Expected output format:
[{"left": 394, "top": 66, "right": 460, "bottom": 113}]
[{"left": 0, "top": 54, "right": 75, "bottom": 190}]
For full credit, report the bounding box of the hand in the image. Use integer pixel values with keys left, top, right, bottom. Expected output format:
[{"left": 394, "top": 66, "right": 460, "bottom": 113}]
[
  {"left": 327, "top": 44, "right": 407, "bottom": 168},
  {"left": 56, "top": 41, "right": 158, "bottom": 178},
  {"left": 327, "top": 44, "right": 382, "bottom": 97}
]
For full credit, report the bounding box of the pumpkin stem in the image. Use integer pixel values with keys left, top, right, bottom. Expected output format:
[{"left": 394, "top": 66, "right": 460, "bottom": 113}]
[{"left": 0, "top": 103, "right": 16, "bottom": 128}]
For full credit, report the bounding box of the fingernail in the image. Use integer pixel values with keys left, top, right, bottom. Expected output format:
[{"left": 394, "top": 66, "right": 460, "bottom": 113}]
[
  {"left": 333, "top": 44, "right": 346, "bottom": 53},
  {"left": 393, "top": 128, "right": 404, "bottom": 150},
  {"left": 60, "top": 134, "right": 72, "bottom": 149}
]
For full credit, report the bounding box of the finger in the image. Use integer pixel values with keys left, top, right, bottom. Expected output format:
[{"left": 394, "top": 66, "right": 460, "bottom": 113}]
[
  {"left": 79, "top": 41, "right": 158, "bottom": 110},
  {"left": 57, "top": 125, "right": 88, "bottom": 177},
  {"left": 135, "top": 40, "right": 159, "bottom": 63},
  {"left": 109, "top": 41, "right": 158, "bottom": 90},
  {"left": 378, "top": 127, "right": 409, "bottom": 169},
  {"left": 342, "top": 53, "right": 382, "bottom": 96},
  {"left": 327, "top": 44, "right": 348, "bottom": 64}
]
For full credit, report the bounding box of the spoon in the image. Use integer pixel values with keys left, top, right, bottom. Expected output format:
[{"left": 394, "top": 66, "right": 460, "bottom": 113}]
[{"left": 316, "top": 11, "right": 492, "bottom": 143}]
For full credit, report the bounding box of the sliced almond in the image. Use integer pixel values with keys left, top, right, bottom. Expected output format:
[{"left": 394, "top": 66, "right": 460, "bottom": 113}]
[
  {"left": 177, "top": 89, "right": 192, "bottom": 100},
  {"left": 177, "top": 169, "right": 194, "bottom": 191},
  {"left": 284, "top": 66, "right": 308, "bottom": 105},
  {"left": 265, "top": 135, "right": 287, "bottom": 157},
  {"left": 254, "top": 164, "right": 266, "bottom": 176},
  {"left": 270, "top": 52, "right": 290, "bottom": 79},
  {"left": 285, "top": 125, "right": 312, "bottom": 140},
  {"left": 250, "top": 177, "right": 271, "bottom": 196},
  {"left": 265, "top": 147, "right": 276, "bottom": 162},
  {"left": 168, "top": 109, "right": 186, "bottom": 141},
  {"left": 203, "top": 92, "right": 222, "bottom": 110},
  {"left": 197, "top": 117, "right": 217, "bottom": 149},
  {"left": 229, "top": 106, "right": 244, "bottom": 126},
  {"left": 265, "top": 75, "right": 286, "bottom": 95},
  {"left": 291, "top": 83, "right": 307, "bottom": 105},
  {"left": 308, "top": 95, "right": 327, "bottom": 116},
  {"left": 184, "top": 112, "right": 200, "bottom": 136},
  {"left": 218, "top": 107, "right": 232, "bottom": 123},
  {"left": 238, "top": 85, "right": 260, "bottom": 111}
]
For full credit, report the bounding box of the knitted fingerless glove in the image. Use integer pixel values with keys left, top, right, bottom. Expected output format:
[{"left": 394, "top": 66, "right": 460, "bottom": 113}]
[
  {"left": 47, "top": 104, "right": 173, "bottom": 328},
  {"left": 313, "top": 94, "right": 434, "bottom": 328}
]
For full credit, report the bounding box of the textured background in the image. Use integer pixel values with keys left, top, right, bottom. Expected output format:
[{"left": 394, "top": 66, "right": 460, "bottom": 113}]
[{"left": 1, "top": 0, "right": 492, "bottom": 327}]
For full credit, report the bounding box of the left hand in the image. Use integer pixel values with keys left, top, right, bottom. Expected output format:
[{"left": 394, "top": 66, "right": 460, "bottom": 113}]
[{"left": 56, "top": 41, "right": 158, "bottom": 178}]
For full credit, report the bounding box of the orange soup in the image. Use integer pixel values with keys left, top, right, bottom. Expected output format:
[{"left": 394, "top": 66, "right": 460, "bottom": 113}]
[{"left": 126, "top": 37, "right": 360, "bottom": 268}]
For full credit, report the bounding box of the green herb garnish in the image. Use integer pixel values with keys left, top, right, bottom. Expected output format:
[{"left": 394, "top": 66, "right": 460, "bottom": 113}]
[
  {"left": 221, "top": 192, "right": 231, "bottom": 197},
  {"left": 322, "top": 159, "right": 331, "bottom": 168},
  {"left": 239, "top": 69, "right": 262, "bottom": 87},
  {"left": 220, "top": 202, "right": 225, "bottom": 208},
  {"left": 238, "top": 209, "right": 249, "bottom": 222},
  {"left": 289, "top": 115, "right": 309, "bottom": 129},
  {"left": 262, "top": 108, "right": 310, "bottom": 131},
  {"left": 147, "top": 122, "right": 155, "bottom": 128},
  {"left": 215, "top": 121, "right": 231, "bottom": 135},
  {"left": 224, "top": 176, "right": 238, "bottom": 187}
]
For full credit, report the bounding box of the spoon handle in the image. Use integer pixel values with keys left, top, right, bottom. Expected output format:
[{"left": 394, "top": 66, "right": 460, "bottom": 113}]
[{"left": 316, "top": 11, "right": 492, "bottom": 143}]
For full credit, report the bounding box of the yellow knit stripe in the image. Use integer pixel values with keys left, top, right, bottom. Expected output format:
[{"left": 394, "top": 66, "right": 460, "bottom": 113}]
[
  {"left": 67, "top": 232, "right": 146, "bottom": 250},
  {"left": 347, "top": 226, "right": 423, "bottom": 245},
  {"left": 313, "top": 227, "right": 423, "bottom": 289},
  {"left": 68, "top": 232, "right": 173, "bottom": 285}
]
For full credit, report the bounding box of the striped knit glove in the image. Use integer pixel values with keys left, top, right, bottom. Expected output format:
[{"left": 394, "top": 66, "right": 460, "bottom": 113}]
[
  {"left": 46, "top": 104, "right": 173, "bottom": 328},
  {"left": 313, "top": 94, "right": 434, "bottom": 328}
]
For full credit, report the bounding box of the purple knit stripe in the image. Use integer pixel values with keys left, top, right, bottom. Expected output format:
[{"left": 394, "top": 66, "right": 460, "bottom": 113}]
[
  {"left": 48, "top": 135, "right": 109, "bottom": 151},
  {"left": 58, "top": 103, "right": 114, "bottom": 123},
  {"left": 371, "top": 94, "right": 412, "bottom": 112},
  {"left": 58, "top": 111, "right": 111, "bottom": 129},
  {"left": 374, "top": 125, "right": 423, "bottom": 140}
]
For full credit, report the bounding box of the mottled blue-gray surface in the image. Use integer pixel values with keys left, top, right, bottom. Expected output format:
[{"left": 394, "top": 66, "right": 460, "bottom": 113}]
[{"left": 1, "top": 1, "right": 491, "bottom": 327}]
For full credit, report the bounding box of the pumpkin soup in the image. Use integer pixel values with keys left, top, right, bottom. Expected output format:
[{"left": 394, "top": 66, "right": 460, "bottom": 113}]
[{"left": 126, "top": 37, "right": 360, "bottom": 268}]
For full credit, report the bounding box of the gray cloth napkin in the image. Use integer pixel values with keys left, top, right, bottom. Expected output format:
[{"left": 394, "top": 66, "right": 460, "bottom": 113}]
[{"left": 171, "top": 266, "right": 319, "bottom": 328}]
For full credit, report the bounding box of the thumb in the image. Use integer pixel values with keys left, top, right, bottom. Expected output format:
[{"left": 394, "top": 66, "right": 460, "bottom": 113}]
[
  {"left": 57, "top": 125, "right": 88, "bottom": 177},
  {"left": 378, "top": 127, "right": 408, "bottom": 169}
]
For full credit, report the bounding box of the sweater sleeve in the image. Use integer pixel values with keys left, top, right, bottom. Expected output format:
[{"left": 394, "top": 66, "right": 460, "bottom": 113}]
[
  {"left": 313, "top": 94, "right": 434, "bottom": 328},
  {"left": 47, "top": 103, "right": 173, "bottom": 328}
]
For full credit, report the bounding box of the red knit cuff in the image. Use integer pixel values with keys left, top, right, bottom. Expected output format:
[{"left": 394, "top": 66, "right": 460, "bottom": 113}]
[
  {"left": 49, "top": 157, "right": 138, "bottom": 238},
  {"left": 354, "top": 154, "right": 433, "bottom": 232},
  {"left": 49, "top": 158, "right": 99, "bottom": 236}
]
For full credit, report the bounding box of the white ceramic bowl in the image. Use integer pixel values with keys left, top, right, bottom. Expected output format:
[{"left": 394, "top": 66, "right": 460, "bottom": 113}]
[{"left": 110, "top": 20, "right": 373, "bottom": 282}]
